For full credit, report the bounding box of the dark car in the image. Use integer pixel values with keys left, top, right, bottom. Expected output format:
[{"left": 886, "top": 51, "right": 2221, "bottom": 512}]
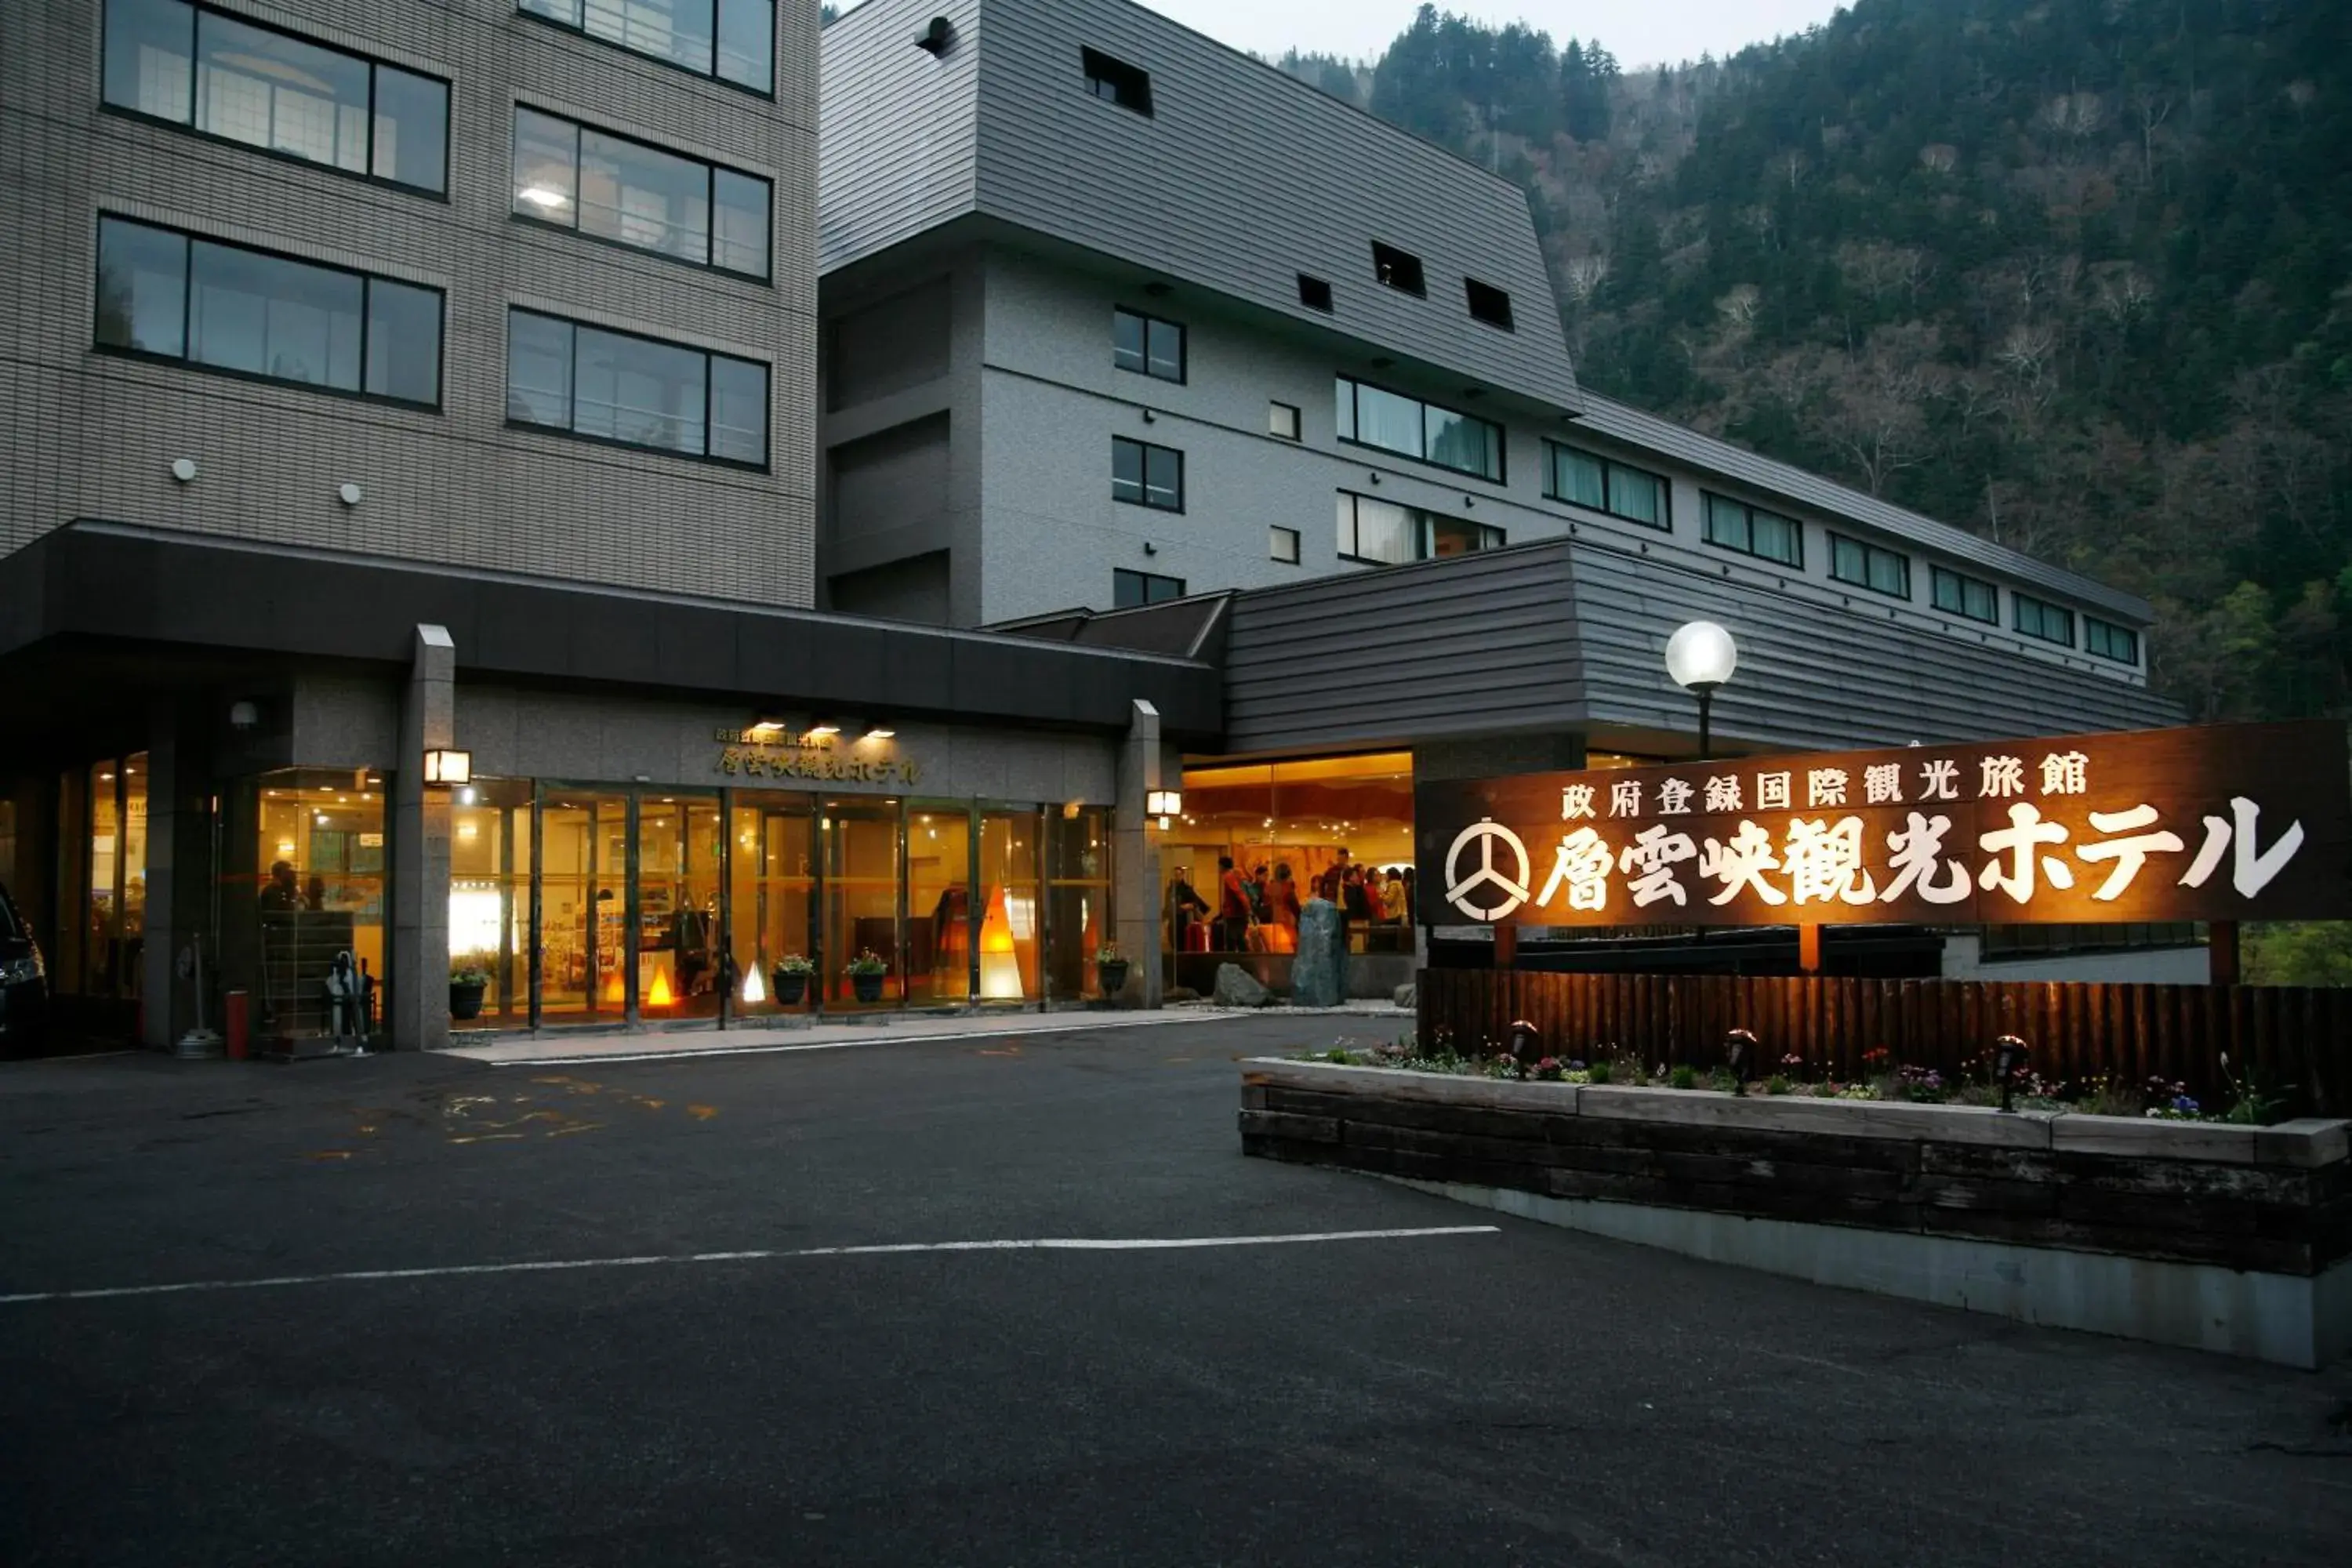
[{"left": 0, "top": 882, "right": 49, "bottom": 1052}]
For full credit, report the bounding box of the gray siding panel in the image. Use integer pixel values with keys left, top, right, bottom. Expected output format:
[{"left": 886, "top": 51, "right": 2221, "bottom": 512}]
[
  {"left": 817, "top": 0, "right": 982, "bottom": 271},
  {"left": 1575, "top": 394, "right": 2153, "bottom": 623}
]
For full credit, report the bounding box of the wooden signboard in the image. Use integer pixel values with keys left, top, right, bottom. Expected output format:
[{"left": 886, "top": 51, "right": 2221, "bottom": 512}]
[{"left": 1414, "top": 720, "right": 2352, "bottom": 929}]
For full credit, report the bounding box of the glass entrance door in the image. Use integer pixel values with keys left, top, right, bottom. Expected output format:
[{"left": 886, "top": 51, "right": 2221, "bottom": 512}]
[
  {"left": 906, "top": 806, "right": 971, "bottom": 1007},
  {"left": 730, "top": 797, "right": 815, "bottom": 1018},
  {"left": 822, "top": 799, "right": 901, "bottom": 1009},
  {"left": 539, "top": 791, "right": 628, "bottom": 1022},
  {"left": 637, "top": 794, "right": 723, "bottom": 1022},
  {"left": 977, "top": 809, "right": 1042, "bottom": 1003}
]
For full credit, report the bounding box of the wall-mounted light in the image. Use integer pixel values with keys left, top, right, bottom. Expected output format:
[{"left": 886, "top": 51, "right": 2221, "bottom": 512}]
[
  {"left": 1141, "top": 408, "right": 1156, "bottom": 423},
  {"left": 227, "top": 699, "right": 259, "bottom": 731},
  {"left": 1147, "top": 788, "right": 1182, "bottom": 829},
  {"left": 423, "top": 748, "right": 473, "bottom": 786},
  {"left": 337, "top": 482, "right": 363, "bottom": 506},
  {"left": 804, "top": 720, "right": 840, "bottom": 740},
  {"left": 859, "top": 723, "right": 895, "bottom": 742},
  {"left": 170, "top": 457, "right": 198, "bottom": 484}
]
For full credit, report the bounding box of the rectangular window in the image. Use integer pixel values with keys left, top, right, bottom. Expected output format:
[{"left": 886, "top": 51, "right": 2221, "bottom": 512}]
[
  {"left": 1931, "top": 565, "right": 1999, "bottom": 624},
  {"left": 1335, "top": 492, "right": 1501, "bottom": 565},
  {"left": 96, "top": 216, "right": 440, "bottom": 408},
  {"left": 1270, "top": 525, "right": 1300, "bottom": 564},
  {"left": 1546, "top": 443, "right": 1669, "bottom": 529},
  {"left": 1702, "top": 492, "right": 1802, "bottom": 567},
  {"left": 1335, "top": 376, "right": 1503, "bottom": 483},
  {"left": 506, "top": 307, "right": 767, "bottom": 467},
  {"left": 1830, "top": 533, "right": 1911, "bottom": 598},
  {"left": 1372, "top": 242, "right": 1425, "bottom": 296},
  {"left": 1298, "top": 273, "right": 1333, "bottom": 312},
  {"left": 512, "top": 107, "right": 771, "bottom": 280},
  {"left": 1111, "top": 308, "right": 1184, "bottom": 382},
  {"left": 520, "top": 0, "right": 774, "bottom": 94},
  {"left": 2014, "top": 593, "right": 2076, "bottom": 647},
  {"left": 103, "top": 1, "right": 449, "bottom": 194},
  {"left": 1465, "top": 278, "right": 1514, "bottom": 330},
  {"left": 1113, "top": 569, "right": 1183, "bottom": 607},
  {"left": 1081, "top": 47, "right": 1152, "bottom": 115},
  {"left": 1268, "top": 401, "right": 1301, "bottom": 441},
  {"left": 1112, "top": 436, "right": 1183, "bottom": 512},
  {"left": 2085, "top": 616, "right": 2140, "bottom": 665}
]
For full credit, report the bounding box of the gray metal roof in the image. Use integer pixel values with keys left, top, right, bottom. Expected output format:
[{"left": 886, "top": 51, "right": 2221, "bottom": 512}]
[
  {"left": 820, "top": 0, "right": 1581, "bottom": 413},
  {"left": 1573, "top": 393, "right": 2155, "bottom": 625}
]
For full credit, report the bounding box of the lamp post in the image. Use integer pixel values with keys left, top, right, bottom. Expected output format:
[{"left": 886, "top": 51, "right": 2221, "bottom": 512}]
[{"left": 1664, "top": 621, "right": 1739, "bottom": 761}]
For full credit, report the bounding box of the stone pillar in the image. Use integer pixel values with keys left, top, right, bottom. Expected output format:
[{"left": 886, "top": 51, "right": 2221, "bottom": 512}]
[
  {"left": 392, "top": 626, "right": 456, "bottom": 1051},
  {"left": 1112, "top": 699, "right": 1163, "bottom": 1008},
  {"left": 139, "top": 715, "right": 181, "bottom": 1050}
]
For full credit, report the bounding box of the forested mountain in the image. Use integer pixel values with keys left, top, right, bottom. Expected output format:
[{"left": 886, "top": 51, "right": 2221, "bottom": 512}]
[{"left": 1280, "top": 1, "right": 2352, "bottom": 721}]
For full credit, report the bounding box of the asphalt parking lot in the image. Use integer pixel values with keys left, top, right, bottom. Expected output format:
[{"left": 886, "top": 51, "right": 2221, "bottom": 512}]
[{"left": 4, "top": 1016, "right": 2348, "bottom": 1566}]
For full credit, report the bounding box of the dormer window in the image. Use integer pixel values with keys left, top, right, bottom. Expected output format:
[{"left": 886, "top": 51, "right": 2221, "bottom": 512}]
[
  {"left": 1371, "top": 242, "right": 1425, "bottom": 296},
  {"left": 1082, "top": 48, "right": 1152, "bottom": 116},
  {"left": 1465, "top": 278, "right": 1514, "bottom": 330}
]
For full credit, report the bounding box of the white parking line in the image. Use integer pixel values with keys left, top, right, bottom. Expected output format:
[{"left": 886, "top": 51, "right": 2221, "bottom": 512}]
[{"left": 0, "top": 1225, "right": 1501, "bottom": 1305}]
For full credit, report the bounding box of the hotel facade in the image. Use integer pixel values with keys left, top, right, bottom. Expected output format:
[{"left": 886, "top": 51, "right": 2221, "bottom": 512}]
[{"left": 0, "top": 0, "right": 2177, "bottom": 1055}]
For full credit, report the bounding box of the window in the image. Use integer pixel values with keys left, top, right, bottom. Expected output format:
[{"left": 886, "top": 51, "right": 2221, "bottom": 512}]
[
  {"left": 2014, "top": 593, "right": 2076, "bottom": 647},
  {"left": 1270, "top": 525, "right": 1300, "bottom": 564},
  {"left": 102, "top": 1, "right": 449, "bottom": 194},
  {"left": 1112, "top": 437, "right": 1182, "bottom": 512},
  {"left": 1465, "top": 278, "right": 1514, "bottom": 330},
  {"left": 519, "top": 0, "right": 774, "bottom": 94},
  {"left": 512, "top": 107, "right": 771, "bottom": 279},
  {"left": 1336, "top": 377, "right": 1504, "bottom": 483},
  {"left": 1830, "top": 534, "right": 1911, "bottom": 598},
  {"left": 1931, "top": 565, "right": 1999, "bottom": 624},
  {"left": 1268, "top": 401, "right": 1301, "bottom": 441},
  {"left": 1298, "top": 273, "right": 1333, "bottom": 312},
  {"left": 506, "top": 307, "right": 768, "bottom": 467},
  {"left": 1114, "top": 569, "right": 1184, "bottom": 607},
  {"left": 1371, "top": 242, "right": 1425, "bottom": 296},
  {"left": 96, "top": 216, "right": 441, "bottom": 407},
  {"left": 1546, "top": 443, "right": 1669, "bottom": 529},
  {"left": 1335, "top": 492, "right": 1501, "bottom": 565},
  {"left": 1112, "top": 308, "right": 1184, "bottom": 382},
  {"left": 1702, "top": 492, "right": 1803, "bottom": 568},
  {"left": 2086, "top": 617, "right": 2140, "bottom": 665},
  {"left": 1081, "top": 47, "right": 1152, "bottom": 115}
]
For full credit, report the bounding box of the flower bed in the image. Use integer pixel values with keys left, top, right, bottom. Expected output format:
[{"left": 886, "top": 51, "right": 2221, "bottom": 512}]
[{"left": 1311, "top": 1035, "right": 2283, "bottom": 1123}]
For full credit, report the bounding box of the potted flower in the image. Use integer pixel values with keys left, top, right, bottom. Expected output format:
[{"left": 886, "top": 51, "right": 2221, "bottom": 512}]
[
  {"left": 449, "top": 963, "right": 489, "bottom": 1022},
  {"left": 845, "top": 949, "right": 889, "bottom": 1004},
  {"left": 770, "top": 953, "right": 815, "bottom": 1007},
  {"left": 1094, "top": 942, "right": 1131, "bottom": 1000}
]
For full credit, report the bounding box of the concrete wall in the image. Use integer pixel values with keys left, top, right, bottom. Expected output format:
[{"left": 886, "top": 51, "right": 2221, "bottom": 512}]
[{"left": 2, "top": 0, "right": 819, "bottom": 604}]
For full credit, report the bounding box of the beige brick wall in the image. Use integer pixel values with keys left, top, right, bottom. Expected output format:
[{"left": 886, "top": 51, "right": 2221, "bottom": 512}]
[{"left": 1, "top": 0, "right": 818, "bottom": 604}]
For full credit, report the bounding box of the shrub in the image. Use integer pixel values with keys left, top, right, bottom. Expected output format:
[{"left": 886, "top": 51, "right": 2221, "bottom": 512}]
[
  {"left": 1765, "top": 1074, "right": 1794, "bottom": 1096},
  {"left": 1586, "top": 1062, "right": 1613, "bottom": 1085},
  {"left": 1669, "top": 1064, "right": 1699, "bottom": 1091}
]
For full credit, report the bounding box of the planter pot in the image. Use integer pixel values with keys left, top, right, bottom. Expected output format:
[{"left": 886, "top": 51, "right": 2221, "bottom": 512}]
[
  {"left": 448, "top": 981, "right": 487, "bottom": 1022},
  {"left": 771, "top": 967, "right": 810, "bottom": 1007},
  {"left": 1095, "top": 960, "right": 1131, "bottom": 999},
  {"left": 850, "top": 971, "right": 886, "bottom": 1005}
]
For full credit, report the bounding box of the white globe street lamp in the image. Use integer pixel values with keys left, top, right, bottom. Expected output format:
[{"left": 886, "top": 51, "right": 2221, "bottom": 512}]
[{"left": 1664, "top": 620, "right": 1739, "bottom": 760}]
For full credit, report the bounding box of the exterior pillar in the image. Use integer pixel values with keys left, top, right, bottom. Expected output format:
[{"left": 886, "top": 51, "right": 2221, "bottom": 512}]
[
  {"left": 1112, "top": 699, "right": 1163, "bottom": 1008},
  {"left": 139, "top": 715, "right": 181, "bottom": 1049},
  {"left": 392, "top": 625, "right": 456, "bottom": 1051}
]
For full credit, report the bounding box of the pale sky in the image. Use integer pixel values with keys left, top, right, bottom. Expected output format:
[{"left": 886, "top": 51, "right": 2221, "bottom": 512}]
[{"left": 835, "top": 1, "right": 1850, "bottom": 71}]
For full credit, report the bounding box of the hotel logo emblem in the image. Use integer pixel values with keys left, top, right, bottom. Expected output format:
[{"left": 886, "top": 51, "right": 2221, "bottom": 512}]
[{"left": 1445, "top": 817, "right": 1532, "bottom": 921}]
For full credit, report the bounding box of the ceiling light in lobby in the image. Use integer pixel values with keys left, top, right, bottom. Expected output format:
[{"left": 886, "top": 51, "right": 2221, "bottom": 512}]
[{"left": 517, "top": 185, "right": 570, "bottom": 210}]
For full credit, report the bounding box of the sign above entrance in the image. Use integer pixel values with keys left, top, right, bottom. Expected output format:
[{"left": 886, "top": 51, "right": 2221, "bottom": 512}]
[
  {"left": 1415, "top": 720, "right": 2352, "bottom": 928},
  {"left": 714, "top": 728, "right": 922, "bottom": 786}
]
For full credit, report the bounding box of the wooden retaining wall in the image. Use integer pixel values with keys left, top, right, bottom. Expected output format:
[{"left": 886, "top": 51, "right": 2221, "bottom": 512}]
[{"left": 1417, "top": 968, "right": 2352, "bottom": 1116}]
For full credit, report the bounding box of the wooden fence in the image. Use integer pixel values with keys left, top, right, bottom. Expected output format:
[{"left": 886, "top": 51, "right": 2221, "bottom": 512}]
[{"left": 1416, "top": 967, "right": 2352, "bottom": 1115}]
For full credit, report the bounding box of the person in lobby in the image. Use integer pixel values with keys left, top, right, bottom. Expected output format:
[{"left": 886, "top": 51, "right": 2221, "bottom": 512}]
[
  {"left": 1315, "top": 848, "right": 1352, "bottom": 905},
  {"left": 258, "top": 860, "right": 300, "bottom": 913},
  {"left": 1381, "top": 867, "right": 1407, "bottom": 925},
  {"left": 1167, "top": 867, "right": 1210, "bottom": 953},
  {"left": 1215, "top": 856, "right": 1250, "bottom": 952},
  {"left": 1266, "top": 862, "right": 1301, "bottom": 949}
]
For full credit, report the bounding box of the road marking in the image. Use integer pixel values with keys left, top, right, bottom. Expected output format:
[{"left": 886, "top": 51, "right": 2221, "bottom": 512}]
[{"left": 0, "top": 1226, "right": 1500, "bottom": 1306}]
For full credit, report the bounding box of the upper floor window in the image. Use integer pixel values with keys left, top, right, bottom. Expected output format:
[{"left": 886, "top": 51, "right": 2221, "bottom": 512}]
[
  {"left": 96, "top": 216, "right": 442, "bottom": 408},
  {"left": 102, "top": 1, "right": 448, "bottom": 194},
  {"left": 1268, "top": 401, "right": 1301, "bottom": 441},
  {"left": 1931, "top": 565, "right": 1999, "bottom": 624},
  {"left": 513, "top": 107, "right": 771, "bottom": 280},
  {"left": 1335, "top": 491, "right": 1503, "bottom": 566},
  {"left": 1371, "top": 242, "right": 1425, "bottom": 296},
  {"left": 1336, "top": 377, "right": 1503, "bottom": 484},
  {"left": 1112, "top": 437, "right": 1183, "bottom": 512},
  {"left": 1702, "top": 492, "right": 1802, "bottom": 568},
  {"left": 1082, "top": 48, "right": 1152, "bottom": 115},
  {"left": 2085, "top": 616, "right": 2140, "bottom": 665},
  {"left": 1298, "top": 273, "right": 1334, "bottom": 312},
  {"left": 1830, "top": 533, "right": 1911, "bottom": 599},
  {"left": 520, "top": 0, "right": 774, "bottom": 95},
  {"left": 1547, "top": 444, "right": 1668, "bottom": 529},
  {"left": 1114, "top": 569, "right": 1184, "bottom": 607},
  {"left": 1270, "top": 525, "right": 1301, "bottom": 563},
  {"left": 1112, "top": 308, "right": 1184, "bottom": 383},
  {"left": 506, "top": 308, "right": 768, "bottom": 468},
  {"left": 1465, "top": 278, "right": 1514, "bottom": 330},
  {"left": 2013, "top": 592, "right": 2076, "bottom": 647}
]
